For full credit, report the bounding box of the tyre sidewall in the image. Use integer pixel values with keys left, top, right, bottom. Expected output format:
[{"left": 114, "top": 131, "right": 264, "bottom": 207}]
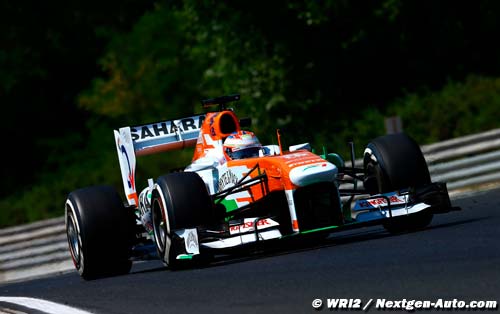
[
  {"left": 364, "top": 133, "right": 431, "bottom": 193},
  {"left": 151, "top": 184, "right": 174, "bottom": 266},
  {"left": 151, "top": 172, "right": 212, "bottom": 268},
  {"left": 65, "top": 185, "right": 132, "bottom": 279},
  {"left": 65, "top": 199, "right": 85, "bottom": 275},
  {"left": 363, "top": 133, "right": 434, "bottom": 232}
]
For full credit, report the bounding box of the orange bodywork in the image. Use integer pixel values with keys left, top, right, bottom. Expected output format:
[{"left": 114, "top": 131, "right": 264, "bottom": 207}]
[
  {"left": 189, "top": 109, "right": 331, "bottom": 206},
  {"left": 227, "top": 151, "right": 330, "bottom": 201},
  {"left": 192, "top": 111, "right": 240, "bottom": 161}
]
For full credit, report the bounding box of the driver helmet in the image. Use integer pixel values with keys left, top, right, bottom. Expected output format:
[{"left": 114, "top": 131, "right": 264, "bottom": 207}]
[{"left": 223, "top": 131, "right": 262, "bottom": 160}]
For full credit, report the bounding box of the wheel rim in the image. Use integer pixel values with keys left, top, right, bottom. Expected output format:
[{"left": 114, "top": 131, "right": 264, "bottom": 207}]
[
  {"left": 364, "top": 162, "right": 379, "bottom": 194},
  {"left": 152, "top": 198, "right": 167, "bottom": 253},
  {"left": 67, "top": 213, "right": 81, "bottom": 267}
]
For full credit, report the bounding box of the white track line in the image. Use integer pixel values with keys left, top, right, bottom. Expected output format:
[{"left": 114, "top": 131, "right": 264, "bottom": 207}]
[{"left": 0, "top": 297, "right": 93, "bottom": 314}]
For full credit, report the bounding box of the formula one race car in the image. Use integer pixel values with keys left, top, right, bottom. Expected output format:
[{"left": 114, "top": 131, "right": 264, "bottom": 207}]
[{"left": 65, "top": 94, "right": 459, "bottom": 279}]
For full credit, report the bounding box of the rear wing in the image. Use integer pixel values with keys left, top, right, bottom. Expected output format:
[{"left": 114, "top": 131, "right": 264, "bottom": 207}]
[
  {"left": 201, "top": 94, "right": 240, "bottom": 110},
  {"left": 126, "top": 114, "right": 205, "bottom": 156},
  {"left": 114, "top": 114, "right": 205, "bottom": 206}
]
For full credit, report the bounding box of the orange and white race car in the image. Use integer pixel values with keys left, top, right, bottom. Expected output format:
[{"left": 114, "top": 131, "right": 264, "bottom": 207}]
[{"left": 65, "top": 94, "right": 459, "bottom": 279}]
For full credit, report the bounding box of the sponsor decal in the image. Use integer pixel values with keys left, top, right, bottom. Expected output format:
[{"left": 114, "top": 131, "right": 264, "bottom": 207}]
[
  {"left": 217, "top": 165, "right": 253, "bottom": 207},
  {"left": 302, "top": 164, "right": 320, "bottom": 172},
  {"left": 209, "top": 113, "right": 217, "bottom": 136},
  {"left": 177, "top": 228, "right": 199, "bottom": 255},
  {"left": 186, "top": 231, "right": 198, "bottom": 252},
  {"left": 357, "top": 195, "right": 406, "bottom": 208},
  {"left": 281, "top": 152, "right": 310, "bottom": 161},
  {"left": 131, "top": 116, "right": 205, "bottom": 141},
  {"left": 218, "top": 169, "right": 239, "bottom": 191},
  {"left": 229, "top": 218, "right": 279, "bottom": 235},
  {"left": 280, "top": 152, "right": 325, "bottom": 168},
  {"left": 120, "top": 144, "right": 135, "bottom": 190}
]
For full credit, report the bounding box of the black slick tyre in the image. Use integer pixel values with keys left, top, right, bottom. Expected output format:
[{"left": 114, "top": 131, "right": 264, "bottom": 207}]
[
  {"left": 151, "top": 172, "right": 212, "bottom": 268},
  {"left": 65, "top": 185, "right": 134, "bottom": 280},
  {"left": 363, "top": 133, "right": 433, "bottom": 233}
]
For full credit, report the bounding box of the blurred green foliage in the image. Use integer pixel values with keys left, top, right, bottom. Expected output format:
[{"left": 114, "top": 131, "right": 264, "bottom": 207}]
[
  {"left": 332, "top": 75, "right": 500, "bottom": 158},
  {"left": 1, "top": 0, "right": 500, "bottom": 227},
  {"left": 391, "top": 76, "right": 500, "bottom": 144}
]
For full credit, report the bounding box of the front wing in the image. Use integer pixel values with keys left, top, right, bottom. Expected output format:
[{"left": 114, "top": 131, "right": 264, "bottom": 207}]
[{"left": 156, "top": 182, "right": 457, "bottom": 260}]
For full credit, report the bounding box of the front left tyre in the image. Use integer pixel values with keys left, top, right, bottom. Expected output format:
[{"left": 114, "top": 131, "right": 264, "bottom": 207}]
[
  {"left": 363, "top": 133, "right": 433, "bottom": 233},
  {"left": 65, "top": 185, "right": 134, "bottom": 280},
  {"left": 151, "top": 172, "right": 212, "bottom": 268}
]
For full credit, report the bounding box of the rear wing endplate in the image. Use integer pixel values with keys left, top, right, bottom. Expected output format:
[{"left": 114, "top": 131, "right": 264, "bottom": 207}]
[{"left": 114, "top": 114, "right": 205, "bottom": 206}]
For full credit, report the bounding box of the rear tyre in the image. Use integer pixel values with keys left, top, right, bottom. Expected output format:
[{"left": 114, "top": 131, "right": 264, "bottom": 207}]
[
  {"left": 65, "top": 185, "right": 134, "bottom": 280},
  {"left": 151, "top": 172, "right": 212, "bottom": 268},
  {"left": 363, "top": 133, "right": 433, "bottom": 233}
]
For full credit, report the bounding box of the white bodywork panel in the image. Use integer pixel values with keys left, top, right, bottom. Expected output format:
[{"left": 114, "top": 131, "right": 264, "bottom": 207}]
[
  {"left": 201, "top": 230, "right": 282, "bottom": 249},
  {"left": 175, "top": 228, "right": 200, "bottom": 255},
  {"left": 354, "top": 203, "right": 430, "bottom": 222},
  {"left": 114, "top": 128, "right": 137, "bottom": 206}
]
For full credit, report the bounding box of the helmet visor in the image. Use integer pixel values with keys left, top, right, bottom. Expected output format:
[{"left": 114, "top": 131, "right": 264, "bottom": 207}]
[{"left": 229, "top": 147, "right": 261, "bottom": 159}]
